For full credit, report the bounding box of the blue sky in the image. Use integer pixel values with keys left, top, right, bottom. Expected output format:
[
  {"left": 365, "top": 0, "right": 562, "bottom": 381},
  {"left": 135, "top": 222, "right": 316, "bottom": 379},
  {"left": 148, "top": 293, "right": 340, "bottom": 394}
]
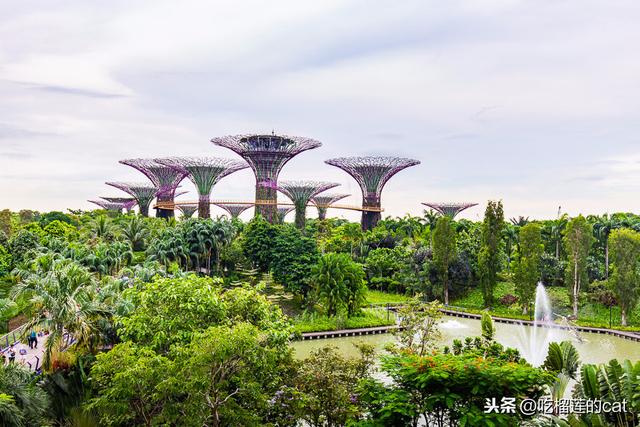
[{"left": 1, "top": 0, "right": 640, "bottom": 221}]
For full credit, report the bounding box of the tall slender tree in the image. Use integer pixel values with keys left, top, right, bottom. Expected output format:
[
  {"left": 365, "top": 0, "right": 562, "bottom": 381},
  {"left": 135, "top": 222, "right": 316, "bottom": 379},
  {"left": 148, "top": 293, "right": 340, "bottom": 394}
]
[
  {"left": 563, "top": 215, "right": 593, "bottom": 318},
  {"left": 513, "top": 223, "right": 543, "bottom": 314},
  {"left": 478, "top": 200, "right": 504, "bottom": 308},
  {"left": 432, "top": 216, "right": 457, "bottom": 305},
  {"left": 608, "top": 228, "right": 640, "bottom": 326}
]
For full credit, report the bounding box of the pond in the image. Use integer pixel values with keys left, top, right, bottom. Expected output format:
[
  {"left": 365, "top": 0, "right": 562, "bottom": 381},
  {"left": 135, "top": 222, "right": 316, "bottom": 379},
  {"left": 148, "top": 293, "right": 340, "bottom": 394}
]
[{"left": 292, "top": 315, "right": 640, "bottom": 365}]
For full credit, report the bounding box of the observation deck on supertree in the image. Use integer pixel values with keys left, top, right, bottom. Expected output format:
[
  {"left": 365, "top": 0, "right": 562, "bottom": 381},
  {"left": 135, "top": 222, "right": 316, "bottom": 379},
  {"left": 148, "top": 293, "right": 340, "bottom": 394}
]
[
  {"left": 422, "top": 202, "right": 478, "bottom": 219},
  {"left": 156, "top": 157, "right": 248, "bottom": 219},
  {"left": 88, "top": 200, "right": 127, "bottom": 212},
  {"left": 311, "top": 193, "right": 350, "bottom": 220},
  {"left": 211, "top": 134, "right": 322, "bottom": 223},
  {"left": 325, "top": 156, "right": 420, "bottom": 230},
  {"left": 261, "top": 180, "right": 339, "bottom": 229},
  {"left": 100, "top": 196, "right": 137, "bottom": 212},
  {"left": 213, "top": 203, "right": 254, "bottom": 219},
  {"left": 275, "top": 206, "right": 295, "bottom": 224},
  {"left": 105, "top": 182, "right": 158, "bottom": 217},
  {"left": 176, "top": 203, "right": 198, "bottom": 219},
  {"left": 120, "top": 159, "right": 188, "bottom": 219}
]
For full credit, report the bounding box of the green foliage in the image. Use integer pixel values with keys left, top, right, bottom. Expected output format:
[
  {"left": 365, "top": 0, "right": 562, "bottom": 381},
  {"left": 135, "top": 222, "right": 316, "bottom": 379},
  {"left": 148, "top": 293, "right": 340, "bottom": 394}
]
[
  {"left": 242, "top": 216, "right": 279, "bottom": 272},
  {"left": 270, "top": 225, "right": 319, "bottom": 296},
  {"left": 312, "top": 253, "right": 367, "bottom": 317},
  {"left": 564, "top": 215, "right": 594, "bottom": 318},
  {"left": 7, "top": 229, "right": 40, "bottom": 267},
  {"left": 364, "top": 247, "right": 406, "bottom": 293},
  {"left": 43, "top": 219, "right": 77, "bottom": 240},
  {"left": 359, "top": 351, "right": 552, "bottom": 427},
  {"left": 292, "top": 308, "right": 395, "bottom": 334},
  {"left": 118, "top": 275, "right": 291, "bottom": 352},
  {"left": 513, "top": 223, "right": 543, "bottom": 314},
  {"left": 0, "top": 244, "right": 11, "bottom": 277},
  {"left": 0, "top": 364, "right": 50, "bottom": 427},
  {"left": 478, "top": 200, "right": 504, "bottom": 308},
  {"left": 481, "top": 312, "right": 495, "bottom": 341},
  {"left": 39, "top": 211, "right": 75, "bottom": 226},
  {"left": 296, "top": 345, "right": 375, "bottom": 427},
  {"left": 608, "top": 228, "right": 640, "bottom": 325},
  {"left": 432, "top": 216, "right": 457, "bottom": 304},
  {"left": 394, "top": 296, "right": 442, "bottom": 356}
]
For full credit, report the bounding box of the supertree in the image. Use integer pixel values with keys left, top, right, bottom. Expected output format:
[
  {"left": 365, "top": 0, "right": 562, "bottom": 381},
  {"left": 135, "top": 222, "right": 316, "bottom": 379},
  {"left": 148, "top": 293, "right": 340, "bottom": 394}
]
[
  {"left": 105, "top": 182, "right": 158, "bottom": 217},
  {"left": 325, "top": 156, "right": 420, "bottom": 230},
  {"left": 211, "top": 134, "right": 322, "bottom": 223},
  {"left": 213, "top": 203, "right": 254, "bottom": 219},
  {"left": 88, "top": 200, "right": 126, "bottom": 212},
  {"left": 422, "top": 202, "right": 478, "bottom": 219},
  {"left": 311, "top": 193, "right": 350, "bottom": 220},
  {"left": 100, "top": 196, "right": 137, "bottom": 212},
  {"left": 261, "top": 180, "right": 339, "bottom": 229},
  {"left": 156, "top": 157, "right": 248, "bottom": 219},
  {"left": 176, "top": 204, "right": 199, "bottom": 219},
  {"left": 120, "top": 159, "right": 188, "bottom": 219},
  {"left": 275, "top": 206, "right": 295, "bottom": 224}
]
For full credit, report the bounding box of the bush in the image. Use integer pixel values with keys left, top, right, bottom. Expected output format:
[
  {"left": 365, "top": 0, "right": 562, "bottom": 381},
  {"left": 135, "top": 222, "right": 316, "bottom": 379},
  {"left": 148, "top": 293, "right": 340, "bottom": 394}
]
[{"left": 499, "top": 294, "right": 518, "bottom": 306}]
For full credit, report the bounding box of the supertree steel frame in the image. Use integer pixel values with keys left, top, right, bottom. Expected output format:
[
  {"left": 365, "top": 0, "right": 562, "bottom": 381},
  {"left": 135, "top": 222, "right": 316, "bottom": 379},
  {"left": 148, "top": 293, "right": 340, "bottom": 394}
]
[
  {"left": 213, "top": 203, "right": 254, "bottom": 219},
  {"left": 325, "top": 156, "right": 420, "bottom": 230},
  {"left": 120, "top": 159, "right": 188, "bottom": 219},
  {"left": 177, "top": 204, "right": 199, "bottom": 219},
  {"left": 261, "top": 180, "right": 339, "bottom": 229},
  {"left": 105, "top": 182, "right": 158, "bottom": 217},
  {"left": 156, "top": 157, "right": 249, "bottom": 219},
  {"left": 422, "top": 202, "right": 478, "bottom": 219},
  {"left": 211, "top": 134, "right": 322, "bottom": 223},
  {"left": 100, "top": 197, "right": 138, "bottom": 212},
  {"left": 88, "top": 200, "right": 126, "bottom": 212},
  {"left": 311, "top": 193, "right": 351, "bottom": 220},
  {"left": 275, "top": 206, "right": 295, "bottom": 224}
]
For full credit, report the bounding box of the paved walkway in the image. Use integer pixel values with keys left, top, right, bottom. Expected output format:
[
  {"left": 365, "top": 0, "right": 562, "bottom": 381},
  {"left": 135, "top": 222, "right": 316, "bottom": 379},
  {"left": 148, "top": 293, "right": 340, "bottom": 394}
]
[{"left": 1, "top": 333, "right": 48, "bottom": 371}]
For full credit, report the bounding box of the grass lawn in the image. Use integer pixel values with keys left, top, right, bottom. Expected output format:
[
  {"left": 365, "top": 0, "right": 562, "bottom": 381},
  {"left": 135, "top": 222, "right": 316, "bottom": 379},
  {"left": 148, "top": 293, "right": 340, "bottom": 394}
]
[
  {"left": 450, "top": 281, "right": 640, "bottom": 331},
  {"left": 292, "top": 308, "right": 396, "bottom": 334},
  {"left": 364, "top": 289, "right": 410, "bottom": 306}
]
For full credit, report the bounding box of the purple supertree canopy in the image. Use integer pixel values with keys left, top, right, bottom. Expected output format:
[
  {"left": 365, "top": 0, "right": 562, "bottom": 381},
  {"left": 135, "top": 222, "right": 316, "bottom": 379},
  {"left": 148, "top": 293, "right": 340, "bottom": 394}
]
[
  {"left": 176, "top": 203, "right": 199, "bottom": 219},
  {"left": 119, "top": 158, "right": 188, "bottom": 198},
  {"left": 211, "top": 134, "right": 322, "bottom": 179},
  {"left": 422, "top": 202, "right": 478, "bottom": 219},
  {"left": 325, "top": 156, "right": 420, "bottom": 230},
  {"left": 312, "top": 193, "right": 351, "bottom": 208},
  {"left": 325, "top": 156, "right": 420, "bottom": 201},
  {"left": 312, "top": 193, "right": 351, "bottom": 220},
  {"left": 88, "top": 200, "right": 126, "bottom": 211},
  {"left": 105, "top": 182, "right": 158, "bottom": 217},
  {"left": 275, "top": 206, "right": 295, "bottom": 223},
  {"left": 261, "top": 180, "right": 340, "bottom": 206},
  {"left": 155, "top": 157, "right": 248, "bottom": 196},
  {"left": 211, "top": 134, "right": 322, "bottom": 222},
  {"left": 213, "top": 203, "right": 254, "bottom": 219},
  {"left": 100, "top": 196, "right": 138, "bottom": 210}
]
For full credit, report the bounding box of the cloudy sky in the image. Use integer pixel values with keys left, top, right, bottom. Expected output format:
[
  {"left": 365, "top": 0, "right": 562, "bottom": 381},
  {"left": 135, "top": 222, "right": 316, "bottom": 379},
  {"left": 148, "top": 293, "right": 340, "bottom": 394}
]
[{"left": 1, "top": 0, "right": 640, "bottom": 221}]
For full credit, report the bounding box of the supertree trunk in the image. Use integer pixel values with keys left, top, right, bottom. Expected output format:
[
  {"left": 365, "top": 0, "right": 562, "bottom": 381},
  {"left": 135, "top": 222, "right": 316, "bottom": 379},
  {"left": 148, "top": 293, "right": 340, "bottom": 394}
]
[
  {"left": 139, "top": 203, "right": 150, "bottom": 217},
  {"left": 317, "top": 207, "right": 328, "bottom": 220},
  {"left": 294, "top": 201, "right": 306, "bottom": 229},
  {"left": 361, "top": 195, "right": 381, "bottom": 230},
  {"left": 198, "top": 194, "right": 210, "bottom": 219},
  {"left": 256, "top": 183, "right": 277, "bottom": 222}
]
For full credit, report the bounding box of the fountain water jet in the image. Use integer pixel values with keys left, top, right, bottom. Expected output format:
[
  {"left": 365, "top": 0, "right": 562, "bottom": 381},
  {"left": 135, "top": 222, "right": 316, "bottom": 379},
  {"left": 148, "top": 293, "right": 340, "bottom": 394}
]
[{"left": 517, "top": 282, "right": 563, "bottom": 366}]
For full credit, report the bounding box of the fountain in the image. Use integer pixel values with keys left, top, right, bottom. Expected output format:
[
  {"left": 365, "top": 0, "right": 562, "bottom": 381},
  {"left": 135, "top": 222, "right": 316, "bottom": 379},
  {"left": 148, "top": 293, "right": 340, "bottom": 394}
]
[{"left": 517, "top": 282, "right": 563, "bottom": 366}]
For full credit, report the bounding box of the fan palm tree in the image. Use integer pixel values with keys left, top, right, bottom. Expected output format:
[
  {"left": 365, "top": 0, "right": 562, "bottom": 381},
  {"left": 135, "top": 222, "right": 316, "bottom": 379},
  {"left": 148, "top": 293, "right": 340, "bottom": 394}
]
[
  {"left": 119, "top": 216, "right": 149, "bottom": 252},
  {"left": 543, "top": 341, "right": 580, "bottom": 403},
  {"left": 89, "top": 215, "right": 115, "bottom": 241},
  {"left": 12, "top": 258, "right": 112, "bottom": 370}
]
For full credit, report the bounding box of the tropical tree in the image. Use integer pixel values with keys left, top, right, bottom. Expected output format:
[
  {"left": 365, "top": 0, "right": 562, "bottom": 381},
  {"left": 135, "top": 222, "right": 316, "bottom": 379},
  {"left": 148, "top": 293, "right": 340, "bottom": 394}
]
[
  {"left": 432, "top": 216, "right": 456, "bottom": 305},
  {"left": 270, "top": 225, "right": 319, "bottom": 297},
  {"left": 608, "top": 228, "right": 640, "bottom": 326},
  {"left": 393, "top": 296, "right": 443, "bottom": 356},
  {"left": 12, "top": 257, "right": 111, "bottom": 369},
  {"left": 478, "top": 200, "right": 504, "bottom": 308},
  {"left": 543, "top": 341, "right": 580, "bottom": 403},
  {"left": 563, "top": 215, "right": 594, "bottom": 318},
  {"left": 0, "top": 364, "right": 50, "bottom": 426},
  {"left": 311, "top": 253, "right": 367, "bottom": 317},
  {"left": 88, "top": 215, "right": 115, "bottom": 241},
  {"left": 513, "top": 223, "right": 543, "bottom": 314},
  {"left": 119, "top": 215, "right": 149, "bottom": 252}
]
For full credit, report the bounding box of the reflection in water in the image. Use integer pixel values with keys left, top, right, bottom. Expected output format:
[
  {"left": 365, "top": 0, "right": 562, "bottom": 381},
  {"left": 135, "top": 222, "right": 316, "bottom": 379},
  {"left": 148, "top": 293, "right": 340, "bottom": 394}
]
[{"left": 292, "top": 315, "right": 640, "bottom": 365}]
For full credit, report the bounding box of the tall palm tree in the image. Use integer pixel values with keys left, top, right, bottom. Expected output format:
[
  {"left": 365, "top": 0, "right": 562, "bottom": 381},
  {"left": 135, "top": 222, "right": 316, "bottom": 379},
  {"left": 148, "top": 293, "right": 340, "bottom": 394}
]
[
  {"left": 119, "top": 216, "right": 149, "bottom": 252},
  {"left": 589, "top": 214, "right": 619, "bottom": 279},
  {"left": 12, "top": 258, "right": 111, "bottom": 370},
  {"left": 89, "top": 215, "right": 115, "bottom": 241}
]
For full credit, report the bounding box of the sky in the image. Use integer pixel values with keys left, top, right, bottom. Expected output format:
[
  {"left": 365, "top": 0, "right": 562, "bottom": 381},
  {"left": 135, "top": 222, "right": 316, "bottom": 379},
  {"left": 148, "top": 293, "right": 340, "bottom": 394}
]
[{"left": 1, "top": 0, "right": 640, "bottom": 222}]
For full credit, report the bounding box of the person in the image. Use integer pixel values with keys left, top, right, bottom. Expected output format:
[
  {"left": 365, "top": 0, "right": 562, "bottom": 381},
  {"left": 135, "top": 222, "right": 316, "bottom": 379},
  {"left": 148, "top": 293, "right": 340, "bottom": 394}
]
[
  {"left": 29, "top": 331, "right": 37, "bottom": 349},
  {"left": 8, "top": 346, "right": 15, "bottom": 363}
]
